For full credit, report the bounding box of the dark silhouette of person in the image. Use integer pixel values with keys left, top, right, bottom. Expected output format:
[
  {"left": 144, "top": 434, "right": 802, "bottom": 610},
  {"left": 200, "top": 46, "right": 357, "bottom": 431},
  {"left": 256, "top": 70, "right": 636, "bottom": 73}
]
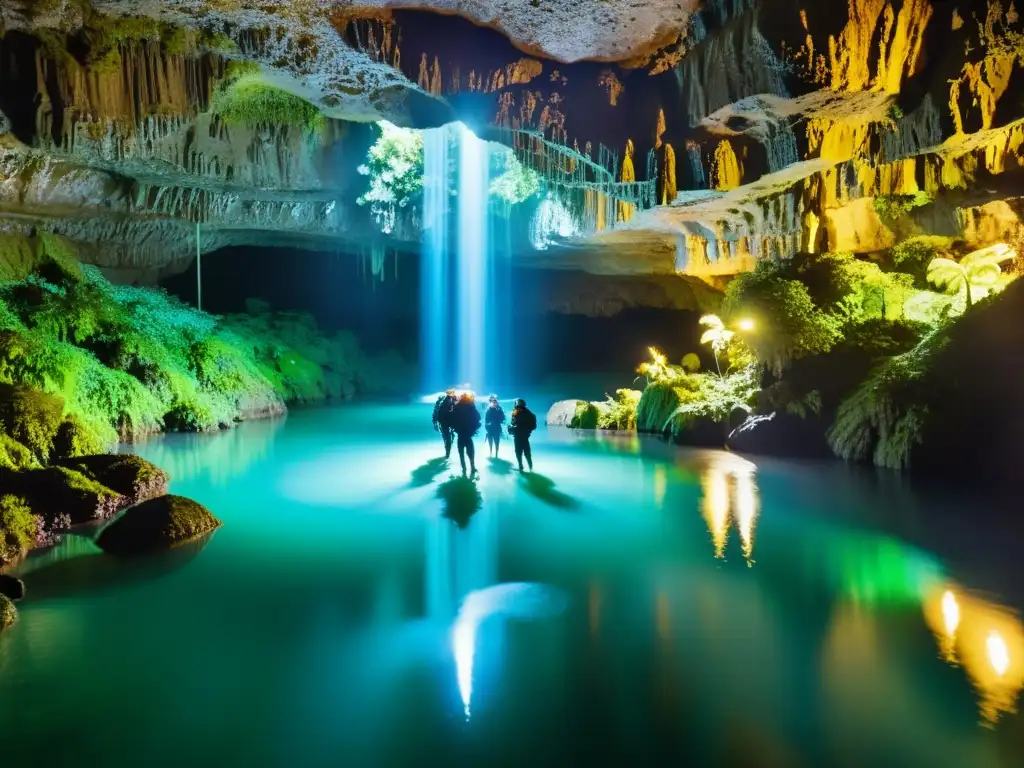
[
  {"left": 509, "top": 398, "right": 537, "bottom": 472},
  {"left": 432, "top": 388, "right": 457, "bottom": 459},
  {"left": 451, "top": 391, "right": 482, "bottom": 477},
  {"left": 484, "top": 395, "right": 506, "bottom": 458}
]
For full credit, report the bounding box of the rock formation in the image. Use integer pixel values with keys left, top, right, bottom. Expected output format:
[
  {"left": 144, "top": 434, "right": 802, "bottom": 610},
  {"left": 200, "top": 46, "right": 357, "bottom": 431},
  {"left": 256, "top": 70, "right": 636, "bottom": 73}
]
[{"left": 0, "top": 0, "right": 1018, "bottom": 288}]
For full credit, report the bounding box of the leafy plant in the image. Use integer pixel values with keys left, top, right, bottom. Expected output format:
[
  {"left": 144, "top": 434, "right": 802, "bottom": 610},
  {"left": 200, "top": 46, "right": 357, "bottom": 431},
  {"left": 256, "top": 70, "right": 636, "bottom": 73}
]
[
  {"left": 873, "top": 191, "right": 932, "bottom": 228},
  {"left": 681, "top": 352, "right": 701, "bottom": 372},
  {"left": 699, "top": 314, "right": 733, "bottom": 375},
  {"left": 490, "top": 152, "right": 542, "bottom": 205},
  {"left": 927, "top": 244, "right": 1015, "bottom": 311},
  {"left": 357, "top": 121, "right": 425, "bottom": 235}
]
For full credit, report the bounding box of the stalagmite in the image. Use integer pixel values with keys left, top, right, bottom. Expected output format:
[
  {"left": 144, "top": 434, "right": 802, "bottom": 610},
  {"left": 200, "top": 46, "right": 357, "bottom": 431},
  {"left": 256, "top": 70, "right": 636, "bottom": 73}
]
[{"left": 711, "top": 140, "right": 742, "bottom": 191}]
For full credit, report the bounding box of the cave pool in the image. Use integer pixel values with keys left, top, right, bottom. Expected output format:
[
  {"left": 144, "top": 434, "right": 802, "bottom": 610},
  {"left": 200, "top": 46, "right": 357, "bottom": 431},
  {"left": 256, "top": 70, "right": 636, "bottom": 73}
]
[{"left": 2, "top": 401, "right": 1024, "bottom": 767}]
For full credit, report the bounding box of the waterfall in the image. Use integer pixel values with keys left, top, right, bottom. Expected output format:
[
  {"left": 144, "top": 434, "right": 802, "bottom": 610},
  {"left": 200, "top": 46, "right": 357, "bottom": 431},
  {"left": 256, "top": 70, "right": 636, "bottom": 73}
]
[
  {"left": 421, "top": 123, "right": 495, "bottom": 393},
  {"left": 457, "top": 125, "right": 491, "bottom": 390},
  {"left": 422, "top": 125, "right": 451, "bottom": 392}
]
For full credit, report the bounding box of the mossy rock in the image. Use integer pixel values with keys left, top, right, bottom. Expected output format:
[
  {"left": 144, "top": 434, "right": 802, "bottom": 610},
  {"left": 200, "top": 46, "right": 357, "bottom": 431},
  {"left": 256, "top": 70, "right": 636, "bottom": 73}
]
[
  {"left": 0, "top": 430, "right": 37, "bottom": 471},
  {"left": 56, "top": 454, "right": 169, "bottom": 506},
  {"left": 96, "top": 495, "right": 222, "bottom": 556},
  {"left": 0, "top": 574, "right": 25, "bottom": 601},
  {"left": 0, "top": 593, "right": 15, "bottom": 631},
  {"left": 5, "top": 466, "right": 123, "bottom": 524},
  {"left": 546, "top": 400, "right": 582, "bottom": 427},
  {"left": 0, "top": 383, "right": 66, "bottom": 462},
  {"left": 1, "top": 493, "right": 36, "bottom": 565},
  {"left": 569, "top": 401, "right": 600, "bottom": 430}
]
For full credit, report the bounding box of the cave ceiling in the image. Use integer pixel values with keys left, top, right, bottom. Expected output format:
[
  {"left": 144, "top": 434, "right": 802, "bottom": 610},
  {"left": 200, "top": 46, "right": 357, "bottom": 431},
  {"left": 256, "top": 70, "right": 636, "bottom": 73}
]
[{"left": 0, "top": 0, "right": 1021, "bottom": 287}]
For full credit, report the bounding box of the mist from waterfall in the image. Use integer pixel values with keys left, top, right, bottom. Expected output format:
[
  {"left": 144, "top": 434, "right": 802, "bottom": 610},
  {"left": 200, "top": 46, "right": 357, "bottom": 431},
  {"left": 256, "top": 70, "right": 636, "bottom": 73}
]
[{"left": 421, "top": 123, "right": 501, "bottom": 394}]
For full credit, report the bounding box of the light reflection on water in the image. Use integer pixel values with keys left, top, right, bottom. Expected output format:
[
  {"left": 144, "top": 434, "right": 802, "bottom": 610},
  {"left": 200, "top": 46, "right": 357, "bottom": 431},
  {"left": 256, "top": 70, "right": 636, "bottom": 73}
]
[{"left": 2, "top": 403, "right": 1023, "bottom": 765}]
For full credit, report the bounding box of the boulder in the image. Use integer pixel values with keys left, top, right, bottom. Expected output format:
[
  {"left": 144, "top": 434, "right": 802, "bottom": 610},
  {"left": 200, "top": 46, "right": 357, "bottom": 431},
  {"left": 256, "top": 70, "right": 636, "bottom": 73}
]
[
  {"left": 0, "top": 574, "right": 25, "bottom": 601},
  {"left": 96, "top": 495, "right": 222, "bottom": 556},
  {"left": 546, "top": 400, "right": 582, "bottom": 427},
  {"left": 57, "top": 454, "right": 169, "bottom": 507},
  {"left": 5, "top": 466, "right": 123, "bottom": 524},
  {"left": 0, "top": 593, "right": 15, "bottom": 631}
]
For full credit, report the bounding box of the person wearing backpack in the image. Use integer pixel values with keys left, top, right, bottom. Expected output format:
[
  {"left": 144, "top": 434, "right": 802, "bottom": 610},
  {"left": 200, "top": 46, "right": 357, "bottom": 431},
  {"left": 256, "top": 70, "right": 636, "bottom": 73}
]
[{"left": 508, "top": 398, "right": 537, "bottom": 472}]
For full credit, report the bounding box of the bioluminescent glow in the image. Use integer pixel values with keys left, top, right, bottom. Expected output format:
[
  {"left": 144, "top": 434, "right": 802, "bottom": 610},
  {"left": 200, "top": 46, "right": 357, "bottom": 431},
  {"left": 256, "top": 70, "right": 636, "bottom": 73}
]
[
  {"left": 457, "top": 124, "right": 491, "bottom": 389},
  {"left": 421, "top": 125, "right": 451, "bottom": 392}
]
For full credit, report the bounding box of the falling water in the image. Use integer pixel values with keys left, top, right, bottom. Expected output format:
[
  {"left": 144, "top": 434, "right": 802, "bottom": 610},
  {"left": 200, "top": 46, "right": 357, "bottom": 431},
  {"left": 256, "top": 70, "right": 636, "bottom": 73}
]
[
  {"left": 457, "top": 125, "right": 491, "bottom": 390},
  {"left": 421, "top": 125, "right": 451, "bottom": 392}
]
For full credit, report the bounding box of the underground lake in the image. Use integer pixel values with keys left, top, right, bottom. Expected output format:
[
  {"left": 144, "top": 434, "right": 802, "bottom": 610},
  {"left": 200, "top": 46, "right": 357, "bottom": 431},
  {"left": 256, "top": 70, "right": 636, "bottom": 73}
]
[{"left": 2, "top": 403, "right": 1023, "bottom": 767}]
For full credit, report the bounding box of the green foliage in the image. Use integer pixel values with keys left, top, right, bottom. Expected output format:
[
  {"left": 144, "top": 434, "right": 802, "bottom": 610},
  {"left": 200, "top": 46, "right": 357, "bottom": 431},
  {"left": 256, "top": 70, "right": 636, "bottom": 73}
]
[
  {"left": 892, "top": 236, "right": 951, "bottom": 281},
  {"left": 0, "top": 494, "right": 36, "bottom": 561},
  {"left": 664, "top": 367, "right": 760, "bottom": 431},
  {"left": 827, "top": 330, "right": 947, "bottom": 469},
  {"left": 724, "top": 260, "right": 842, "bottom": 373},
  {"left": 357, "top": 121, "right": 425, "bottom": 234},
  {"left": 490, "top": 152, "right": 543, "bottom": 204},
  {"left": 927, "top": 244, "right": 1015, "bottom": 311},
  {"left": 636, "top": 381, "right": 687, "bottom": 433},
  {"left": 681, "top": 352, "right": 701, "bottom": 372},
  {"left": 0, "top": 430, "right": 36, "bottom": 471},
  {"left": 873, "top": 191, "right": 932, "bottom": 228},
  {"left": 0, "top": 383, "right": 66, "bottom": 461},
  {"left": 570, "top": 401, "right": 600, "bottom": 429},
  {"left": 211, "top": 75, "right": 325, "bottom": 134}
]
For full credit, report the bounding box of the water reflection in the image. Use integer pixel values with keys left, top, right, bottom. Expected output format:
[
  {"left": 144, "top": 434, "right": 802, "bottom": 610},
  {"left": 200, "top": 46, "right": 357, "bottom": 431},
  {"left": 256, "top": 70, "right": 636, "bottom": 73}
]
[
  {"left": 698, "top": 454, "right": 760, "bottom": 565},
  {"left": 924, "top": 584, "right": 1024, "bottom": 726}
]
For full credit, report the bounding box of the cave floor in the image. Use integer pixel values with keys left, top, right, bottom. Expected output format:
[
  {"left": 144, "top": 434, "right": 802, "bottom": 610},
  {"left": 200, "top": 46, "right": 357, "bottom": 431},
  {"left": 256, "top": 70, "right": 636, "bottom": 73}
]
[{"left": 1, "top": 402, "right": 1023, "bottom": 766}]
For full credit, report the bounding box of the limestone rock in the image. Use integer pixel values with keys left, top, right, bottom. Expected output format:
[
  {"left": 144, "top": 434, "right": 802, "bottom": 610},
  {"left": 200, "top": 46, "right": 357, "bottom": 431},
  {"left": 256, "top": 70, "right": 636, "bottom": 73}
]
[
  {"left": 96, "top": 495, "right": 222, "bottom": 556},
  {"left": 546, "top": 400, "right": 581, "bottom": 427},
  {"left": 0, "top": 574, "right": 25, "bottom": 601},
  {"left": 56, "top": 455, "right": 170, "bottom": 507},
  {"left": 0, "top": 593, "right": 15, "bottom": 631}
]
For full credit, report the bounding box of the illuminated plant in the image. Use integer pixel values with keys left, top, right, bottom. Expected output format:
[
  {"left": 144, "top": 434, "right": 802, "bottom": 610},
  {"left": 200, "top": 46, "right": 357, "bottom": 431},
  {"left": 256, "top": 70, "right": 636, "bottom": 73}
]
[
  {"left": 210, "top": 74, "right": 325, "bottom": 135},
  {"left": 699, "top": 315, "right": 733, "bottom": 376},
  {"left": 357, "top": 121, "right": 425, "bottom": 235},
  {"left": 681, "top": 352, "right": 701, "bottom": 372},
  {"left": 490, "top": 152, "right": 542, "bottom": 205},
  {"left": 927, "top": 244, "right": 1015, "bottom": 311}
]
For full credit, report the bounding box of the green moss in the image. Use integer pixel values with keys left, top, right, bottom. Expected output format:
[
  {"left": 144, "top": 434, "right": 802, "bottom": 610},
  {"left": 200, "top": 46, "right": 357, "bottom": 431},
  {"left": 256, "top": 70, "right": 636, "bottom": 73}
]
[
  {"left": 873, "top": 192, "right": 932, "bottom": 228},
  {"left": 211, "top": 75, "right": 325, "bottom": 134},
  {"left": 0, "top": 383, "right": 66, "bottom": 462},
  {"left": 223, "top": 60, "right": 261, "bottom": 81},
  {"left": 0, "top": 593, "right": 16, "bottom": 631},
  {"left": 56, "top": 454, "right": 168, "bottom": 503},
  {"left": 9, "top": 466, "right": 122, "bottom": 524},
  {"left": 0, "top": 430, "right": 36, "bottom": 471},
  {"left": 97, "top": 494, "right": 222, "bottom": 555},
  {"left": 570, "top": 401, "right": 600, "bottom": 429},
  {"left": 1, "top": 493, "right": 36, "bottom": 562},
  {"left": 636, "top": 381, "right": 684, "bottom": 434}
]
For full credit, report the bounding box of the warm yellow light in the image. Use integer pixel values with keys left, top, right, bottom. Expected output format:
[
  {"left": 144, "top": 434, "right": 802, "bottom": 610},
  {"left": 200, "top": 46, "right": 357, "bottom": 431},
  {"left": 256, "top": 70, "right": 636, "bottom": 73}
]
[
  {"left": 988, "top": 631, "right": 1010, "bottom": 677},
  {"left": 942, "top": 590, "right": 960, "bottom": 636},
  {"left": 737, "top": 318, "right": 755, "bottom": 332},
  {"left": 701, "top": 466, "right": 730, "bottom": 559},
  {"left": 734, "top": 470, "right": 758, "bottom": 565}
]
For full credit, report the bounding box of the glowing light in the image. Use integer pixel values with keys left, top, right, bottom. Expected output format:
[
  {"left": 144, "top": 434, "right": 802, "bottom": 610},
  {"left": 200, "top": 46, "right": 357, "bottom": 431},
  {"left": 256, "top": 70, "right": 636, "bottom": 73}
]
[
  {"left": 530, "top": 193, "right": 580, "bottom": 250},
  {"left": 457, "top": 124, "right": 491, "bottom": 389},
  {"left": 988, "top": 631, "right": 1010, "bottom": 677},
  {"left": 421, "top": 124, "right": 452, "bottom": 392},
  {"left": 701, "top": 466, "right": 730, "bottom": 559},
  {"left": 737, "top": 318, "right": 755, "bottom": 332},
  {"left": 942, "top": 590, "right": 960, "bottom": 637}
]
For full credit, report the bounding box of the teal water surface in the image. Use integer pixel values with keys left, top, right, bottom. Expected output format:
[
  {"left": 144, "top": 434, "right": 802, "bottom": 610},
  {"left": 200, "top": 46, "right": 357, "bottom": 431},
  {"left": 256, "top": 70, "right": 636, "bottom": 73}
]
[{"left": 2, "top": 404, "right": 1023, "bottom": 767}]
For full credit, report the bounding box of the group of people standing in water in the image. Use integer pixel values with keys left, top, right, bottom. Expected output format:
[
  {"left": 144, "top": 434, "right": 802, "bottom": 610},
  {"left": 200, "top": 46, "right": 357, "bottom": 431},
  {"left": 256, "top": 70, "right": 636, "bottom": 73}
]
[{"left": 431, "top": 390, "right": 537, "bottom": 477}]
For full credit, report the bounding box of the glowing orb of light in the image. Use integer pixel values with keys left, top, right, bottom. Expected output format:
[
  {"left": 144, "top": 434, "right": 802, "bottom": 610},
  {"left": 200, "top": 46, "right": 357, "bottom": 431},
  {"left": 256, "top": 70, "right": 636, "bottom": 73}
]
[{"left": 737, "top": 318, "right": 755, "bottom": 332}]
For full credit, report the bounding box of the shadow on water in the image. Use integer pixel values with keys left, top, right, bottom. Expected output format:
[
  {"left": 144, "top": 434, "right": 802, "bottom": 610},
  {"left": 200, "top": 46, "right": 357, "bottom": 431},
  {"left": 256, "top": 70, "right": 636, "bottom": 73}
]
[
  {"left": 410, "top": 456, "right": 450, "bottom": 487},
  {"left": 487, "top": 457, "right": 514, "bottom": 475},
  {"left": 437, "top": 476, "right": 483, "bottom": 529},
  {"left": 20, "top": 532, "right": 216, "bottom": 602},
  {"left": 519, "top": 472, "right": 579, "bottom": 510}
]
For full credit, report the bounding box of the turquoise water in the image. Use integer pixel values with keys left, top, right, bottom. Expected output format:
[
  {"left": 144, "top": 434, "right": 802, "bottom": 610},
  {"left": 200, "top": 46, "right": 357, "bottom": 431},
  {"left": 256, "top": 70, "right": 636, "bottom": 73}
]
[{"left": 2, "top": 404, "right": 1024, "bottom": 766}]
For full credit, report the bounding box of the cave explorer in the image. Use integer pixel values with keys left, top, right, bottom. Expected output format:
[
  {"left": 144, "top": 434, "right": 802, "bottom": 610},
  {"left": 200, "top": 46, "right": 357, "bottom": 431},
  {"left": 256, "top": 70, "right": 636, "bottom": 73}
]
[
  {"left": 432, "top": 388, "right": 458, "bottom": 459},
  {"left": 509, "top": 398, "right": 537, "bottom": 473},
  {"left": 450, "top": 391, "right": 482, "bottom": 477},
  {"left": 484, "top": 395, "right": 506, "bottom": 458}
]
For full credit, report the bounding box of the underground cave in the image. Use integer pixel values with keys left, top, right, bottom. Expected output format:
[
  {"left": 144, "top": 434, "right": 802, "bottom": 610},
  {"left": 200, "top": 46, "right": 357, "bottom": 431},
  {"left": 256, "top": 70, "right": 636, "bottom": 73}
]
[{"left": 2, "top": 0, "right": 1024, "bottom": 764}]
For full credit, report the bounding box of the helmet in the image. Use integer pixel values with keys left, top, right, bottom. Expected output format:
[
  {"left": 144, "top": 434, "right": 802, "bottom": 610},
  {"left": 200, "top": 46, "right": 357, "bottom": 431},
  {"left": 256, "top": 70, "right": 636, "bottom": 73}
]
[
  {"left": 460, "top": 391, "right": 474, "bottom": 401},
  {"left": 515, "top": 398, "right": 526, "bottom": 408},
  {"left": 488, "top": 395, "right": 498, "bottom": 404},
  {"left": 445, "top": 388, "right": 456, "bottom": 395}
]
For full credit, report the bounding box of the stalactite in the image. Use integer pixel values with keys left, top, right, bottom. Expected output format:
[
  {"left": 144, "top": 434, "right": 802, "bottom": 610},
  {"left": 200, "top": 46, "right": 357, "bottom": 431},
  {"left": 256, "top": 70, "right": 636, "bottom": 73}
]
[
  {"left": 655, "top": 108, "right": 666, "bottom": 149},
  {"left": 711, "top": 140, "right": 742, "bottom": 191},
  {"left": 661, "top": 143, "right": 678, "bottom": 204}
]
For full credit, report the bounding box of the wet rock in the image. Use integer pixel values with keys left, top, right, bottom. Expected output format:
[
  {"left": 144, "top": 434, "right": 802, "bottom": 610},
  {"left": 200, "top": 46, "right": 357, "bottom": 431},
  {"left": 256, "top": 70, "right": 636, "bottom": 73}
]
[
  {"left": 57, "top": 454, "right": 169, "bottom": 507},
  {"left": 5, "top": 466, "right": 123, "bottom": 524},
  {"left": 0, "top": 593, "right": 15, "bottom": 631},
  {"left": 546, "top": 400, "right": 582, "bottom": 427},
  {"left": 0, "top": 574, "right": 24, "bottom": 601},
  {"left": 96, "top": 495, "right": 222, "bottom": 556}
]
